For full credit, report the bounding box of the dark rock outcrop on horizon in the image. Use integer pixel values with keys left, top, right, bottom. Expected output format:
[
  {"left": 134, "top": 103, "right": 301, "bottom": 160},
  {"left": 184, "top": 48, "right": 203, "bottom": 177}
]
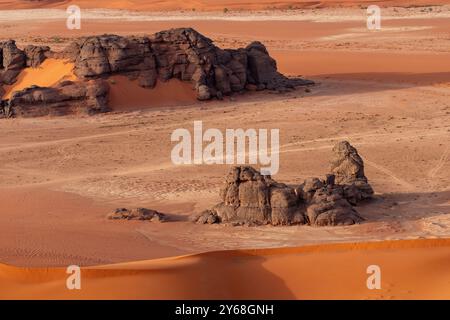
[
  {"left": 191, "top": 141, "right": 373, "bottom": 227},
  {"left": 1, "top": 28, "right": 313, "bottom": 118},
  {"left": 62, "top": 28, "right": 312, "bottom": 101}
]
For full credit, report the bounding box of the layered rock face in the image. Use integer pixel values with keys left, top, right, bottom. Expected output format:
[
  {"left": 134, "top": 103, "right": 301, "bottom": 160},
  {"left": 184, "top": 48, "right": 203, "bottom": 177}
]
[
  {"left": 191, "top": 141, "right": 373, "bottom": 227},
  {"left": 7, "top": 80, "right": 110, "bottom": 117},
  {"left": 64, "top": 35, "right": 158, "bottom": 88},
  {"left": 62, "top": 28, "right": 312, "bottom": 101}
]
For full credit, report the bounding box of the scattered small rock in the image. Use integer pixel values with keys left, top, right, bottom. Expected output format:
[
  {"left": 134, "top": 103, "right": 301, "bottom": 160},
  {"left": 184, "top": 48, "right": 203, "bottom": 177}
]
[{"left": 107, "top": 208, "right": 166, "bottom": 222}]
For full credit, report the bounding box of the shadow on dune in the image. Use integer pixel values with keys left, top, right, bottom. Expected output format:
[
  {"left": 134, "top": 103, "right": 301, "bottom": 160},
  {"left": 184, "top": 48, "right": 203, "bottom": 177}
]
[
  {"left": 0, "top": 251, "right": 297, "bottom": 299},
  {"left": 134, "top": 251, "right": 298, "bottom": 300}
]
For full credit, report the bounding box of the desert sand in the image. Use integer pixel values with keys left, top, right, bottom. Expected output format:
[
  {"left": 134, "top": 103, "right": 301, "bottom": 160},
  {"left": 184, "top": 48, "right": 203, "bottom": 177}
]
[
  {"left": 1, "top": 239, "right": 449, "bottom": 299},
  {"left": 0, "top": 2, "right": 449, "bottom": 299}
]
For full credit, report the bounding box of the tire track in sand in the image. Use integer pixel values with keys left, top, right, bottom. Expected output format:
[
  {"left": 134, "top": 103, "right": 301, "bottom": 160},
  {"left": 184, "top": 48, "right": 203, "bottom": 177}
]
[{"left": 428, "top": 146, "right": 450, "bottom": 179}]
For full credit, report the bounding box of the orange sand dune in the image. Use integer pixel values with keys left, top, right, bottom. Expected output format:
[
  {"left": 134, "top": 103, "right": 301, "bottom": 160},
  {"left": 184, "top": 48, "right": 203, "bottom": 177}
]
[
  {"left": 0, "top": 0, "right": 447, "bottom": 11},
  {"left": 108, "top": 75, "right": 197, "bottom": 111},
  {"left": 1, "top": 239, "right": 449, "bottom": 300},
  {"left": 2, "top": 59, "right": 76, "bottom": 100}
]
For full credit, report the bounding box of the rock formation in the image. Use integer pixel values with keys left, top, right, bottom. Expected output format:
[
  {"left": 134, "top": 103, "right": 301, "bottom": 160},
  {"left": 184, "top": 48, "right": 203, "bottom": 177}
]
[
  {"left": 107, "top": 208, "right": 166, "bottom": 222},
  {"left": 62, "top": 28, "right": 312, "bottom": 101},
  {"left": 190, "top": 166, "right": 306, "bottom": 226},
  {"left": 1, "top": 28, "right": 313, "bottom": 118},
  {"left": 330, "top": 141, "right": 374, "bottom": 204},
  {"left": 0, "top": 40, "right": 26, "bottom": 85},
  {"left": 24, "top": 45, "right": 50, "bottom": 68},
  {"left": 191, "top": 141, "right": 373, "bottom": 227}
]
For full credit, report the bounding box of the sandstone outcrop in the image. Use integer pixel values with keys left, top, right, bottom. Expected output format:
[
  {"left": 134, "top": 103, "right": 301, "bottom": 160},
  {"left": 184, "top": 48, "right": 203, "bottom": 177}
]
[
  {"left": 330, "top": 141, "right": 374, "bottom": 204},
  {"left": 190, "top": 166, "right": 306, "bottom": 226},
  {"left": 107, "top": 208, "right": 166, "bottom": 222},
  {"left": 24, "top": 45, "right": 51, "bottom": 68},
  {"left": 1, "top": 28, "right": 313, "bottom": 118},
  {"left": 62, "top": 28, "right": 313, "bottom": 101},
  {"left": 192, "top": 141, "right": 373, "bottom": 227}
]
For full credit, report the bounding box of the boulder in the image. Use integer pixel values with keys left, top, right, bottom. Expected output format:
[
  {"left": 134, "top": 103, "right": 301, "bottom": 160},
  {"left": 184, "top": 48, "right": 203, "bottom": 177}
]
[
  {"left": 330, "top": 141, "right": 374, "bottom": 203},
  {"left": 107, "top": 208, "right": 166, "bottom": 222},
  {"left": 189, "top": 210, "right": 220, "bottom": 224},
  {"left": 245, "top": 41, "right": 313, "bottom": 90},
  {"left": 61, "top": 28, "right": 313, "bottom": 101},
  {"left": 24, "top": 45, "right": 50, "bottom": 68}
]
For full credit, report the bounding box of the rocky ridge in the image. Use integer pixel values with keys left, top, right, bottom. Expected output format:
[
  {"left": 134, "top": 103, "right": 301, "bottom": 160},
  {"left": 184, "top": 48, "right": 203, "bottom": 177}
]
[{"left": 1, "top": 28, "right": 313, "bottom": 118}]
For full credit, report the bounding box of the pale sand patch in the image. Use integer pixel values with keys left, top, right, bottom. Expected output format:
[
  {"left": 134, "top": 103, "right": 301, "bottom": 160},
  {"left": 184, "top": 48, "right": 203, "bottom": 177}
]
[{"left": 0, "top": 6, "right": 450, "bottom": 23}]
